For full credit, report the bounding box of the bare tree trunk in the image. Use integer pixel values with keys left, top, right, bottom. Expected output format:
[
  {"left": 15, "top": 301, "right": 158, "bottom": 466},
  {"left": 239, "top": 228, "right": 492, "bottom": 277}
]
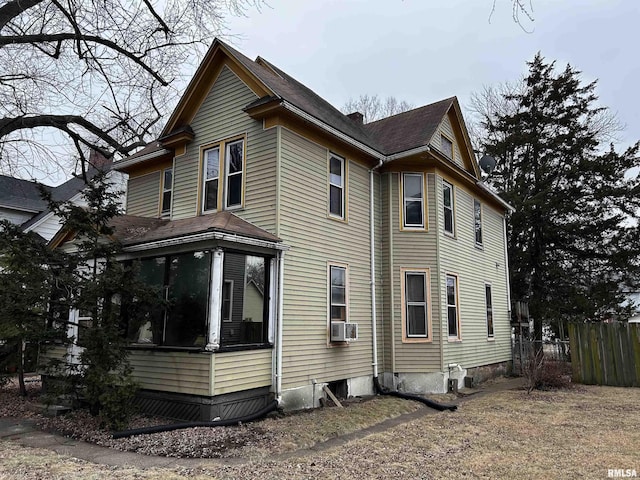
[{"left": 17, "top": 340, "right": 26, "bottom": 397}]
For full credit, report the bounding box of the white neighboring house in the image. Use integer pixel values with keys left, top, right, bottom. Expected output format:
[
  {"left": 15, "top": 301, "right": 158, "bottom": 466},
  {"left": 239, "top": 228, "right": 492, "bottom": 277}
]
[
  {"left": 0, "top": 154, "right": 125, "bottom": 242},
  {"left": 627, "top": 292, "right": 640, "bottom": 323}
]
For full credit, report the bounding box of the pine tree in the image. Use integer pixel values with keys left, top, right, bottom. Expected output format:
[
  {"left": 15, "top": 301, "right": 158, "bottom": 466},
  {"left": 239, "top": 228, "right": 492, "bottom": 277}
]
[
  {"left": 0, "top": 221, "right": 68, "bottom": 396},
  {"left": 480, "top": 54, "right": 640, "bottom": 343}
]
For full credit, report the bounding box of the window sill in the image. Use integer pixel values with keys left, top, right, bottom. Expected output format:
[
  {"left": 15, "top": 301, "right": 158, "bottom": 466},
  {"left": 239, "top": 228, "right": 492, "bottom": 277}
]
[
  {"left": 402, "top": 337, "right": 432, "bottom": 344},
  {"left": 447, "top": 338, "right": 462, "bottom": 343},
  {"left": 475, "top": 243, "right": 484, "bottom": 250},
  {"left": 126, "top": 345, "right": 206, "bottom": 353},
  {"left": 444, "top": 231, "right": 456, "bottom": 239},
  {"left": 400, "top": 226, "right": 427, "bottom": 232},
  {"left": 216, "top": 343, "right": 273, "bottom": 353},
  {"left": 487, "top": 337, "right": 495, "bottom": 342},
  {"left": 327, "top": 214, "right": 348, "bottom": 224}
]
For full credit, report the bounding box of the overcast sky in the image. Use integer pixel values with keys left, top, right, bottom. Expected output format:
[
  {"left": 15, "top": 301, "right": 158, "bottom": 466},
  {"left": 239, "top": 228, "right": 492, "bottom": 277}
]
[{"left": 225, "top": 0, "right": 639, "bottom": 150}]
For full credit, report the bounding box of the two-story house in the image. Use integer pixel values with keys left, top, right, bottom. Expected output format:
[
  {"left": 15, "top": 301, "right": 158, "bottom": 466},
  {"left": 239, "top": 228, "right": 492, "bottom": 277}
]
[{"left": 50, "top": 39, "right": 513, "bottom": 421}]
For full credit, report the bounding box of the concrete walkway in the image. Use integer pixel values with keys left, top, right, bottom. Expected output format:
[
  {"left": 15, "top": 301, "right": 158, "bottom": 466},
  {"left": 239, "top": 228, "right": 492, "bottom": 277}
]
[{"left": 0, "top": 376, "right": 525, "bottom": 468}]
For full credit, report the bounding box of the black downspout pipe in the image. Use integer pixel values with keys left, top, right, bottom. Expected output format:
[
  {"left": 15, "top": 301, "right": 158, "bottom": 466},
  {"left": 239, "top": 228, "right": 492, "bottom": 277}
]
[
  {"left": 112, "top": 399, "right": 279, "bottom": 439},
  {"left": 373, "top": 376, "right": 457, "bottom": 412}
]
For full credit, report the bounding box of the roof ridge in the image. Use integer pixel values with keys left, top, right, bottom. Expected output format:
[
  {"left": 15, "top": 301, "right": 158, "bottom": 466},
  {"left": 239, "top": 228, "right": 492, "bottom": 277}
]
[{"left": 366, "top": 96, "right": 456, "bottom": 126}]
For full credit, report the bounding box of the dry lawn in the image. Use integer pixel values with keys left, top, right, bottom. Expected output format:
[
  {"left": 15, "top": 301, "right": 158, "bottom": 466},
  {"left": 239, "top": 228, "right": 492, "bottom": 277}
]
[{"left": 1, "top": 383, "right": 639, "bottom": 479}]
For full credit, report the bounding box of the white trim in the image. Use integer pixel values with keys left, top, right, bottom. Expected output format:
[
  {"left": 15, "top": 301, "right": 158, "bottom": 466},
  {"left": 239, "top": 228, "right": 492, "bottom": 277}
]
[
  {"left": 122, "top": 231, "right": 289, "bottom": 253},
  {"left": 206, "top": 248, "right": 224, "bottom": 351},
  {"left": 402, "top": 172, "right": 425, "bottom": 229},
  {"left": 275, "top": 250, "right": 285, "bottom": 405},
  {"left": 114, "top": 147, "right": 171, "bottom": 171},
  {"left": 385, "top": 145, "right": 432, "bottom": 162}
]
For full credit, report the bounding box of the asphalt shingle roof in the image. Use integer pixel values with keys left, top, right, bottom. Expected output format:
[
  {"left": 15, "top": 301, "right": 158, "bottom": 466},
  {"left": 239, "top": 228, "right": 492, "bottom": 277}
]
[{"left": 0, "top": 175, "right": 51, "bottom": 212}]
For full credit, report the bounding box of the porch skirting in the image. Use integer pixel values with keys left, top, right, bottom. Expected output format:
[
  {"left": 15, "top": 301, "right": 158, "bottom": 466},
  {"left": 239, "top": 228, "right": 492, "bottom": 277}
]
[{"left": 134, "top": 386, "right": 272, "bottom": 421}]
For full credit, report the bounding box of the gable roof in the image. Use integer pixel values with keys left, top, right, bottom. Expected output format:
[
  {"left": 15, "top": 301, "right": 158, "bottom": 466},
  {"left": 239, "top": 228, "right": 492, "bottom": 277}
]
[
  {"left": 363, "top": 98, "right": 455, "bottom": 155},
  {"left": 0, "top": 175, "right": 51, "bottom": 213}
]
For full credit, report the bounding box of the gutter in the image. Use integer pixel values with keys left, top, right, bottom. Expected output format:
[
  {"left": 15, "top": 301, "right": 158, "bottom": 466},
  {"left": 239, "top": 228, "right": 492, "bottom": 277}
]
[
  {"left": 281, "top": 101, "right": 385, "bottom": 160},
  {"left": 121, "top": 231, "right": 290, "bottom": 253},
  {"left": 114, "top": 147, "right": 172, "bottom": 171},
  {"left": 476, "top": 181, "right": 515, "bottom": 213},
  {"left": 276, "top": 250, "right": 285, "bottom": 405}
]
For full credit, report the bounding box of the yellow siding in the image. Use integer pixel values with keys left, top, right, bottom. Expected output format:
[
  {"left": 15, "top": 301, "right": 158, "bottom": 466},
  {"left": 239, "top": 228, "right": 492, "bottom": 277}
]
[
  {"left": 435, "top": 175, "right": 511, "bottom": 368},
  {"left": 128, "top": 350, "right": 212, "bottom": 396},
  {"left": 126, "top": 172, "right": 160, "bottom": 217},
  {"left": 431, "top": 115, "right": 464, "bottom": 168},
  {"left": 171, "top": 65, "right": 277, "bottom": 232},
  {"left": 213, "top": 349, "right": 272, "bottom": 395},
  {"left": 389, "top": 172, "right": 442, "bottom": 373},
  {"left": 279, "top": 128, "right": 374, "bottom": 390}
]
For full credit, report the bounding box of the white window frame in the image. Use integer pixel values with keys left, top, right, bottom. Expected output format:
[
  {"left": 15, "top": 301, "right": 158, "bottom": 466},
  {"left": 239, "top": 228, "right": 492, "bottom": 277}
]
[
  {"left": 474, "top": 199, "right": 483, "bottom": 247},
  {"left": 202, "top": 146, "right": 221, "bottom": 213},
  {"left": 161, "top": 167, "right": 172, "bottom": 215},
  {"left": 328, "top": 153, "right": 345, "bottom": 219},
  {"left": 443, "top": 180, "right": 455, "bottom": 236},
  {"left": 402, "top": 173, "right": 425, "bottom": 229},
  {"left": 446, "top": 273, "right": 460, "bottom": 340},
  {"left": 222, "top": 279, "right": 234, "bottom": 323},
  {"left": 329, "top": 264, "right": 348, "bottom": 323},
  {"left": 485, "top": 283, "right": 494, "bottom": 339},
  {"left": 225, "top": 139, "right": 244, "bottom": 209},
  {"left": 401, "top": 269, "right": 431, "bottom": 340}
]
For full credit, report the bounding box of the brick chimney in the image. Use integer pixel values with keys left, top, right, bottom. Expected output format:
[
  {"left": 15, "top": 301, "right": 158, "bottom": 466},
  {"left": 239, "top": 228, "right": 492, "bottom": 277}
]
[
  {"left": 347, "top": 112, "right": 364, "bottom": 124},
  {"left": 88, "top": 149, "right": 113, "bottom": 171}
]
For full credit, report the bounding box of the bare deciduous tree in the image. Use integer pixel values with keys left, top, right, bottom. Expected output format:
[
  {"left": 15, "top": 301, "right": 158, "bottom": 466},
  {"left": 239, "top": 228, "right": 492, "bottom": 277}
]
[
  {"left": 0, "top": 0, "right": 263, "bottom": 177},
  {"left": 342, "top": 94, "right": 414, "bottom": 124}
]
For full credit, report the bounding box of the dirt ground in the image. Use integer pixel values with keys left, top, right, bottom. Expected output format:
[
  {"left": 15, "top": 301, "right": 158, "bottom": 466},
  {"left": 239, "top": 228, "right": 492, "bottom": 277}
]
[{"left": 1, "top": 382, "right": 639, "bottom": 479}]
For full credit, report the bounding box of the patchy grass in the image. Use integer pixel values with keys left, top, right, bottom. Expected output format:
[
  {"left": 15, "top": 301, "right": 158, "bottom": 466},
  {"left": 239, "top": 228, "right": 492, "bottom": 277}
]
[{"left": 2, "top": 380, "right": 640, "bottom": 479}]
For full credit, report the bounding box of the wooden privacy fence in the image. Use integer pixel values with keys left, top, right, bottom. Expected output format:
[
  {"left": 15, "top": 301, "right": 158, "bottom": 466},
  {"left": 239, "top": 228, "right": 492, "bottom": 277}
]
[{"left": 568, "top": 322, "right": 640, "bottom": 387}]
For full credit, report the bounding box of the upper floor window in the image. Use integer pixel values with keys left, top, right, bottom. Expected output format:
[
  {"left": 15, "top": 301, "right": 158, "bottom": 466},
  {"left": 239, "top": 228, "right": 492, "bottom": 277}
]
[
  {"left": 402, "top": 173, "right": 425, "bottom": 229},
  {"left": 329, "top": 265, "right": 347, "bottom": 322},
  {"left": 203, "top": 147, "right": 220, "bottom": 212},
  {"left": 402, "top": 269, "right": 430, "bottom": 339},
  {"left": 485, "top": 283, "right": 494, "bottom": 338},
  {"left": 441, "top": 134, "right": 453, "bottom": 159},
  {"left": 329, "top": 153, "right": 345, "bottom": 219},
  {"left": 225, "top": 140, "right": 244, "bottom": 209},
  {"left": 202, "top": 138, "right": 245, "bottom": 213},
  {"left": 443, "top": 180, "right": 455, "bottom": 235},
  {"left": 474, "top": 199, "right": 483, "bottom": 246},
  {"left": 446, "top": 274, "right": 460, "bottom": 340},
  {"left": 161, "top": 167, "right": 172, "bottom": 215}
]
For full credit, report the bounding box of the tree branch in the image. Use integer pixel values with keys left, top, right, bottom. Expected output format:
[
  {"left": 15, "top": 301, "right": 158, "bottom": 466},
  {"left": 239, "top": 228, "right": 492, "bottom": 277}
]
[
  {"left": 0, "top": 0, "right": 45, "bottom": 30},
  {"left": 0, "top": 33, "right": 169, "bottom": 86}
]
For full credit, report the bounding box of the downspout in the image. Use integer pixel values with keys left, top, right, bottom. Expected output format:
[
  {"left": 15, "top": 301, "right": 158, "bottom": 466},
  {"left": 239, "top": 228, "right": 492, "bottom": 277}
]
[
  {"left": 388, "top": 173, "right": 396, "bottom": 374},
  {"left": 276, "top": 249, "right": 285, "bottom": 405},
  {"left": 435, "top": 174, "right": 445, "bottom": 372},
  {"left": 503, "top": 216, "right": 512, "bottom": 311},
  {"left": 369, "top": 159, "right": 383, "bottom": 383}
]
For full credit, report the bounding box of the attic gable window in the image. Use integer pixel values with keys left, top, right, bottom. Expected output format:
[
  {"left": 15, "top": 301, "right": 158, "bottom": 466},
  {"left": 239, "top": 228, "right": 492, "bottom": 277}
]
[
  {"left": 441, "top": 135, "right": 453, "bottom": 159},
  {"left": 329, "top": 153, "right": 345, "bottom": 219}
]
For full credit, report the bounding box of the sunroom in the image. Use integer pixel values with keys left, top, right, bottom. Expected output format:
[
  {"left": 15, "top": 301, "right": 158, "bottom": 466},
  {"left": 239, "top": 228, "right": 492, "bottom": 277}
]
[{"left": 54, "top": 212, "right": 287, "bottom": 421}]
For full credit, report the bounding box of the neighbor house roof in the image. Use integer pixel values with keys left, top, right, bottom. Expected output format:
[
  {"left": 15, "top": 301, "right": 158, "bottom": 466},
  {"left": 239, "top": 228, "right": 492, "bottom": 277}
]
[
  {"left": 109, "top": 211, "right": 281, "bottom": 247},
  {"left": 0, "top": 175, "right": 51, "bottom": 212}
]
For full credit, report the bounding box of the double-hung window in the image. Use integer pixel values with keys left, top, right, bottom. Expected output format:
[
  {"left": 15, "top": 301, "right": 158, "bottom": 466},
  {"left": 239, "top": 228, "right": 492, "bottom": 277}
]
[
  {"left": 402, "top": 269, "right": 430, "bottom": 339},
  {"left": 443, "top": 180, "right": 455, "bottom": 235},
  {"left": 329, "top": 265, "right": 347, "bottom": 322},
  {"left": 225, "top": 140, "right": 244, "bottom": 209},
  {"left": 402, "top": 173, "right": 425, "bottom": 228},
  {"left": 161, "top": 167, "right": 172, "bottom": 215},
  {"left": 202, "top": 138, "right": 245, "bottom": 213},
  {"left": 203, "top": 147, "right": 220, "bottom": 212},
  {"left": 446, "top": 274, "right": 460, "bottom": 339},
  {"left": 329, "top": 153, "right": 345, "bottom": 219},
  {"left": 474, "top": 199, "right": 483, "bottom": 246},
  {"left": 485, "top": 284, "right": 494, "bottom": 338}
]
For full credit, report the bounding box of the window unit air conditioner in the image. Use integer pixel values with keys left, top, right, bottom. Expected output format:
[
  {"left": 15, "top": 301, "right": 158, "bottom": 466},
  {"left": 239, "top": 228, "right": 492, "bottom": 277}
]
[{"left": 331, "top": 322, "right": 358, "bottom": 342}]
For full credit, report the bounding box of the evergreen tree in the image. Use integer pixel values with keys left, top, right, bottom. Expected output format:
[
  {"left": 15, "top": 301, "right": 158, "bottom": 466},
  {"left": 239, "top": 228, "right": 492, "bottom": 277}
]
[
  {"left": 479, "top": 54, "right": 640, "bottom": 343},
  {"left": 47, "top": 172, "right": 157, "bottom": 429},
  {"left": 0, "top": 221, "right": 68, "bottom": 395}
]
